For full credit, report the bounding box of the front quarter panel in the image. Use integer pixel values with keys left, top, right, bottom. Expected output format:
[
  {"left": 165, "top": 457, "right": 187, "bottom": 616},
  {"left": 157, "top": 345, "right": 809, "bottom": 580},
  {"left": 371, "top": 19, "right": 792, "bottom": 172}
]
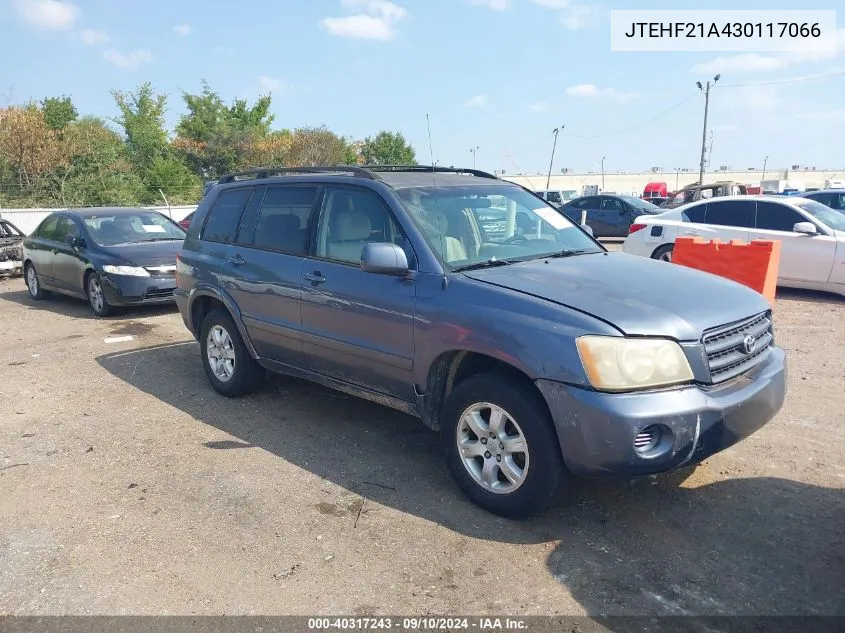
[{"left": 412, "top": 273, "right": 621, "bottom": 390}]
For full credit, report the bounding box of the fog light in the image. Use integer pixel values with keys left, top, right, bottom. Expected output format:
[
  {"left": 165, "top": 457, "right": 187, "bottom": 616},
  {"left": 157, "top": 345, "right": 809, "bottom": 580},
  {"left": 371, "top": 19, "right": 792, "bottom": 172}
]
[{"left": 634, "top": 425, "right": 662, "bottom": 454}]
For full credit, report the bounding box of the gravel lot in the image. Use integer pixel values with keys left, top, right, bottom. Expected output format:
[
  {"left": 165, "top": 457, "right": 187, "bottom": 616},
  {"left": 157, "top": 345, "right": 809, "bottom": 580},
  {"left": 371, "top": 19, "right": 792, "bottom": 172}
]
[{"left": 0, "top": 265, "right": 843, "bottom": 617}]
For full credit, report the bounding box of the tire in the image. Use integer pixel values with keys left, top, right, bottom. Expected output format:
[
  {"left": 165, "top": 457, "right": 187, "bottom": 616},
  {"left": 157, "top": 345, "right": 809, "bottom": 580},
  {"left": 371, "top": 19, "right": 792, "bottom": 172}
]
[
  {"left": 25, "top": 263, "right": 51, "bottom": 300},
  {"left": 86, "top": 273, "right": 112, "bottom": 317},
  {"left": 200, "top": 308, "right": 264, "bottom": 397},
  {"left": 652, "top": 244, "right": 674, "bottom": 262},
  {"left": 440, "top": 373, "right": 569, "bottom": 519}
]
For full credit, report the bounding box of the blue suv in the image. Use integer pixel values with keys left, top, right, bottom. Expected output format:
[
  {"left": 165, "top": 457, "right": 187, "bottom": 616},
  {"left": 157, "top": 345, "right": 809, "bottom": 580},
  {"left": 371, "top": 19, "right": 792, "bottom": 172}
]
[{"left": 175, "top": 166, "right": 787, "bottom": 518}]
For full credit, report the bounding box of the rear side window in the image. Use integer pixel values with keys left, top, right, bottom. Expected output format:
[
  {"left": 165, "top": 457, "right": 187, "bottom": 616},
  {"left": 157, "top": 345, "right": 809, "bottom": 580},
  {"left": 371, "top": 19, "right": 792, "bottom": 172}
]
[
  {"left": 251, "top": 186, "right": 319, "bottom": 255},
  {"left": 704, "top": 200, "right": 755, "bottom": 228},
  {"left": 683, "top": 204, "right": 707, "bottom": 223},
  {"left": 37, "top": 215, "right": 61, "bottom": 240},
  {"left": 755, "top": 202, "right": 804, "bottom": 232},
  {"left": 202, "top": 188, "right": 253, "bottom": 244},
  {"left": 546, "top": 191, "right": 561, "bottom": 204}
]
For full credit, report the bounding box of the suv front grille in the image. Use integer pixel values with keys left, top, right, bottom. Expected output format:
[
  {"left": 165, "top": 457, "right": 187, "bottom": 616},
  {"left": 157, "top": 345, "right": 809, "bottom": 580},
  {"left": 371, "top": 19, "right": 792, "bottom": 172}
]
[{"left": 703, "top": 311, "right": 773, "bottom": 383}]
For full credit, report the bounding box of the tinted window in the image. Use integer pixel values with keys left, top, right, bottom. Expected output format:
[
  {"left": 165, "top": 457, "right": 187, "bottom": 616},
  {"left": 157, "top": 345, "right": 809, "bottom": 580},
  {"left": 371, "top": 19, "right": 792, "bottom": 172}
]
[
  {"left": 37, "top": 215, "right": 61, "bottom": 240},
  {"left": 546, "top": 191, "right": 561, "bottom": 204},
  {"left": 316, "top": 188, "right": 407, "bottom": 265},
  {"left": 683, "top": 204, "right": 707, "bottom": 223},
  {"left": 600, "top": 197, "right": 624, "bottom": 211},
  {"left": 252, "top": 186, "right": 319, "bottom": 255},
  {"left": 704, "top": 200, "right": 755, "bottom": 228},
  {"left": 755, "top": 201, "right": 804, "bottom": 232},
  {"left": 202, "top": 188, "right": 253, "bottom": 244},
  {"left": 54, "top": 217, "right": 79, "bottom": 242}
]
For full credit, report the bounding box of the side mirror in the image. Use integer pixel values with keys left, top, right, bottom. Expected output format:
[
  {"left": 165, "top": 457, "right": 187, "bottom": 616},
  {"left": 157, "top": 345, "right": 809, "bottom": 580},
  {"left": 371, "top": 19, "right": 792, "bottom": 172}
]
[
  {"left": 793, "top": 221, "right": 817, "bottom": 235},
  {"left": 361, "top": 242, "right": 410, "bottom": 276}
]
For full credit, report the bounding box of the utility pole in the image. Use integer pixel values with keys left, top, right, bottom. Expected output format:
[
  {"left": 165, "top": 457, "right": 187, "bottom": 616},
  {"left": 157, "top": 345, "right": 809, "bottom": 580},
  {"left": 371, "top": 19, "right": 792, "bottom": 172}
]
[
  {"left": 696, "top": 74, "right": 719, "bottom": 187},
  {"left": 601, "top": 156, "right": 606, "bottom": 189},
  {"left": 762, "top": 155, "right": 769, "bottom": 180},
  {"left": 546, "top": 125, "right": 564, "bottom": 190},
  {"left": 470, "top": 146, "right": 479, "bottom": 169}
]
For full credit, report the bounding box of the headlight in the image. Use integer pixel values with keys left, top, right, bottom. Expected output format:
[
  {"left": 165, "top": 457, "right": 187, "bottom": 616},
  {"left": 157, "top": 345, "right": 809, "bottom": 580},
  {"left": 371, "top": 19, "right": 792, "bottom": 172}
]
[
  {"left": 576, "top": 335, "right": 694, "bottom": 391},
  {"left": 102, "top": 264, "right": 149, "bottom": 277}
]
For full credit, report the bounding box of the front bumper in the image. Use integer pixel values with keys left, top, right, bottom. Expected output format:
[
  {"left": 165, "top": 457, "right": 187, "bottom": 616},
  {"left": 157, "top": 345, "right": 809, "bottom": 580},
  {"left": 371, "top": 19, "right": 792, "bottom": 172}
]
[
  {"left": 101, "top": 273, "right": 177, "bottom": 306},
  {"left": 536, "top": 346, "right": 787, "bottom": 478}
]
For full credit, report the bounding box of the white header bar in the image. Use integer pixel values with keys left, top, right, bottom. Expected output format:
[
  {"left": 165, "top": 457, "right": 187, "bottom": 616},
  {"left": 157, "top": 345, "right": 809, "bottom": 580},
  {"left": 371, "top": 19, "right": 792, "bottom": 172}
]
[{"left": 610, "top": 10, "right": 838, "bottom": 52}]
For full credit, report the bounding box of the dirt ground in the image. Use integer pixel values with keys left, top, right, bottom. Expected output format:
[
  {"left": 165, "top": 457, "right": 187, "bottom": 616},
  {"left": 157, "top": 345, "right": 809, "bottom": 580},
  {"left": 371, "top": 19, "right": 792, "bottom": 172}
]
[{"left": 0, "top": 268, "right": 843, "bottom": 618}]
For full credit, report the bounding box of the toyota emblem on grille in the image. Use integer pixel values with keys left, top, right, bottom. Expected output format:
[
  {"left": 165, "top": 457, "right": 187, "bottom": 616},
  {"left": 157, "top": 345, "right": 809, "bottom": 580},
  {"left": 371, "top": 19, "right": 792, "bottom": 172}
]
[{"left": 742, "top": 334, "right": 757, "bottom": 355}]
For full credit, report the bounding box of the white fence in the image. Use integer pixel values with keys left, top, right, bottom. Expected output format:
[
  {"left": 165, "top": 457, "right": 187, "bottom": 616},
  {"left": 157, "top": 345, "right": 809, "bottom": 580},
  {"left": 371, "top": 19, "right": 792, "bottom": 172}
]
[{"left": 0, "top": 205, "right": 197, "bottom": 235}]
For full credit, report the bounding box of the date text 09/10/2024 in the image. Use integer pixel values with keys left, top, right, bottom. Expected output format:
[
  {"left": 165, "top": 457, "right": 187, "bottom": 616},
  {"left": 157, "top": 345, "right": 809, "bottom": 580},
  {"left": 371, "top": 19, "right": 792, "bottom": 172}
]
[{"left": 307, "top": 617, "right": 527, "bottom": 630}]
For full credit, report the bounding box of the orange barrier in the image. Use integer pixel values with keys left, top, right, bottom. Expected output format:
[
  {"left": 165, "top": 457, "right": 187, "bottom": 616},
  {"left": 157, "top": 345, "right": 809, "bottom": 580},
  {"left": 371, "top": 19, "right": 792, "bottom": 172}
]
[{"left": 672, "top": 237, "right": 781, "bottom": 306}]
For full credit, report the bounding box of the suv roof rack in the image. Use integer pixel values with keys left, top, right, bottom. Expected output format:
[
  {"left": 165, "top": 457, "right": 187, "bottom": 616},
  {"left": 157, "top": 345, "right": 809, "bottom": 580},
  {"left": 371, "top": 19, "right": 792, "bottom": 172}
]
[
  {"left": 361, "top": 165, "right": 500, "bottom": 180},
  {"left": 216, "top": 165, "right": 379, "bottom": 184}
]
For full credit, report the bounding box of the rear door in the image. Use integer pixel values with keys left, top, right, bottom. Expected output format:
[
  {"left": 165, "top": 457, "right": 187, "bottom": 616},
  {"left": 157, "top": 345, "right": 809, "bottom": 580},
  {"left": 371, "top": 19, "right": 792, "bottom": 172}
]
[
  {"left": 220, "top": 184, "right": 319, "bottom": 368},
  {"left": 700, "top": 199, "right": 755, "bottom": 243},
  {"left": 31, "top": 215, "right": 62, "bottom": 286},
  {"left": 300, "top": 186, "right": 417, "bottom": 401},
  {"left": 596, "top": 196, "right": 627, "bottom": 236},
  {"left": 751, "top": 200, "right": 836, "bottom": 285}
]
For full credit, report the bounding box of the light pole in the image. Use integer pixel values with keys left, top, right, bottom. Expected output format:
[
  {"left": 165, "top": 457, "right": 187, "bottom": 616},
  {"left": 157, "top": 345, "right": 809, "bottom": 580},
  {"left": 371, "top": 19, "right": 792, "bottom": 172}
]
[
  {"left": 470, "top": 146, "right": 479, "bottom": 169},
  {"left": 546, "top": 125, "right": 564, "bottom": 190},
  {"left": 674, "top": 167, "right": 681, "bottom": 190},
  {"left": 762, "top": 155, "right": 769, "bottom": 180},
  {"left": 601, "top": 156, "right": 606, "bottom": 189},
  {"left": 696, "top": 74, "right": 719, "bottom": 188}
]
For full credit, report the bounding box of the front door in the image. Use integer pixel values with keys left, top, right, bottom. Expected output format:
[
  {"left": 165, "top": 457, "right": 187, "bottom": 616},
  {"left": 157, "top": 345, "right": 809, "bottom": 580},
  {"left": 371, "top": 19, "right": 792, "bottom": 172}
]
[
  {"left": 751, "top": 201, "right": 837, "bottom": 285},
  {"left": 51, "top": 216, "right": 88, "bottom": 295},
  {"left": 300, "top": 186, "right": 417, "bottom": 402}
]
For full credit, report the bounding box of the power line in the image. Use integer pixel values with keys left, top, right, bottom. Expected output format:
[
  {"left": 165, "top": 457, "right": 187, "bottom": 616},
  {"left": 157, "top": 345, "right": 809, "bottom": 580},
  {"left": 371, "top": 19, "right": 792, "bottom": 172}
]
[{"left": 561, "top": 93, "right": 699, "bottom": 139}]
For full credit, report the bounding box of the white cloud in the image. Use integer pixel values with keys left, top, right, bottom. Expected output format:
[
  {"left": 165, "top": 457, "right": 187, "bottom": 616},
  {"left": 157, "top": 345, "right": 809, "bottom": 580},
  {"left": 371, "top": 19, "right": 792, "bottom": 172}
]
[
  {"left": 80, "top": 29, "right": 109, "bottom": 45},
  {"left": 13, "top": 0, "right": 79, "bottom": 30},
  {"left": 566, "top": 83, "right": 639, "bottom": 101},
  {"left": 103, "top": 48, "right": 153, "bottom": 70},
  {"left": 173, "top": 23, "right": 191, "bottom": 36},
  {"left": 259, "top": 76, "right": 287, "bottom": 92},
  {"left": 467, "top": 0, "right": 510, "bottom": 9},
  {"left": 321, "top": 0, "right": 408, "bottom": 40},
  {"left": 560, "top": 4, "right": 598, "bottom": 31},
  {"left": 464, "top": 95, "right": 488, "bottom": 107},
  {"left": 693, "top": 27, "right": 845, "bottom": 74}
]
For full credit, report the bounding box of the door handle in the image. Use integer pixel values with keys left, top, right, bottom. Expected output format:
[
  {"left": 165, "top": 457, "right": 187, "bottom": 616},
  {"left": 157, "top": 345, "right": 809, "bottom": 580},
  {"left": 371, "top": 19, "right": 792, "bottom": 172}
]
[
  {"left": 304, "top": 271, "right": 326, "bottom": 284},
  {"left": 226, "top": 254, "right": 245, "bottom": 265}
]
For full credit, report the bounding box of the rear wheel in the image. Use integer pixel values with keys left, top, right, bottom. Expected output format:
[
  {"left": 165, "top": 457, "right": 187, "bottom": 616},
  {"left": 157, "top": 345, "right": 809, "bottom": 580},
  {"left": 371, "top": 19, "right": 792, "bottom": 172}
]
[
  {"left": 200, "top": 308, "right": 264, "bottom": 397},
  {"left": 25, "top": 263, "right": 50, "bottom": 300},
  {"left": 440, "top": 373, "right": 569, "bottom": 518},
  {"left": 652, "top": 244, "right": 674, "bottom": 262}
]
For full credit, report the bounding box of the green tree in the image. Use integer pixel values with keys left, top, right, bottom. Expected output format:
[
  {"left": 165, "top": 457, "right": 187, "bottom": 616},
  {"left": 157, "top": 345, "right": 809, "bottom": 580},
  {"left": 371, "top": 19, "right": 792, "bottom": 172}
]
[
  {"left": 287, "top": 125, "right": 356, "bottom": 167},
  {"left": 174, "top": 80, "right": 275, "bottom": 177},
  {"left": 360, "top": 130, "right": 417, "bottom": 165},
  {"left": 111, "top": 82, "right": 169, "bottom": 171},
  {"left": 41, "top": 95, "right": 78, "bottom": 131}
]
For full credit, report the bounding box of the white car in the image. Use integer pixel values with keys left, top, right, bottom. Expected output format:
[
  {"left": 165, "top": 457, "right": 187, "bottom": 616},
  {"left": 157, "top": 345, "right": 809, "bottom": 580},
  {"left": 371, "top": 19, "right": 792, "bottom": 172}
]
[{"left": 622, "top": 195, "right": 845, "bottom": 297}]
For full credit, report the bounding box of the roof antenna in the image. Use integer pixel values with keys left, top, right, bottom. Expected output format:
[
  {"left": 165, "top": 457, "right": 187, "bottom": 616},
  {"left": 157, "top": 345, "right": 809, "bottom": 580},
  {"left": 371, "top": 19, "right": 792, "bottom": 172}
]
[{"left": 426, "top": 114, "right": 447, "bottom": 289}]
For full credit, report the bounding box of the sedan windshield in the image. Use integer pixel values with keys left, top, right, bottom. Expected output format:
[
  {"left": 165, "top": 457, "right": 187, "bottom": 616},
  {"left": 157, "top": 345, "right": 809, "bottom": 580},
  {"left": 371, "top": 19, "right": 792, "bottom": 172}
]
[
  {"left": 395, "top": 185, "right": 603, "bottom": 270},
  {"left": 83, "top": 212, "right": 186, "bottom": 246},
  {"left": 622, "top": 196, "right": 660, "bottom": 211},
  {"left": 793, "top": 199, "right": 845, "bottom": 232}
]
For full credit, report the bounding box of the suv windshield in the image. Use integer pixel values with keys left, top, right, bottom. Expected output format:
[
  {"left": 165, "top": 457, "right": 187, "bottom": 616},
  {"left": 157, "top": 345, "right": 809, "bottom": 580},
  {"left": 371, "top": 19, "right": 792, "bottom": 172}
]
[
  {"left": 396, "top": 184, "right": 603, "bottom": 270},
  {"left": 83, "top": 211, "right": 186, "bottom": 246},
  {"left": 793, "top": 199, "right": 845, "bottom": 231}
]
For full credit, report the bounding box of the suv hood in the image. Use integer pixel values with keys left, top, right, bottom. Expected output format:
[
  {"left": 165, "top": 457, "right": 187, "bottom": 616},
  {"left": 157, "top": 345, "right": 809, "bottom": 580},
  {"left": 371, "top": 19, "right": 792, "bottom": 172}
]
[{"left": 462, "top": 252, "right": 770, "bottom": 341}]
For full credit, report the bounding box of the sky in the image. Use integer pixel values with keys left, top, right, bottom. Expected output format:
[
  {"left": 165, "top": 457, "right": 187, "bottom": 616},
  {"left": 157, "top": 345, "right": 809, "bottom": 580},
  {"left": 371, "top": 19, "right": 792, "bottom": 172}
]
[{"left": 1, "top": 0, "right": 843, "bottom": 175}]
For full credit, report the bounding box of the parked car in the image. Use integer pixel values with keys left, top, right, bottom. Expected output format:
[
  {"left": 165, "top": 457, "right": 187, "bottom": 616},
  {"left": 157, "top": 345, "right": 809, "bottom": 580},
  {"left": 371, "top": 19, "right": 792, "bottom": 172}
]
[
  {"left": 798, "top": 189, "right": 845, "bottom": 212},
  {"left": 663, "top": 182, "right": 749, "bottom": 209},
  {"left": 178, "top": 211, "right": 195, "bottom": 230},
  {"left": 22, "top": 208, "right": 187, "bottom": 316},
  {"left": 622, "top": 195, "right": 845, "bottom": 297},
  {"left": 559, "top": 194, "right": 663, "bottom": 237},
  {"left": 0, "top": 218, "right": 25, "bottom": 276},
  {"left": 175, "top": 165, "right": 786, "bottom": 518}
]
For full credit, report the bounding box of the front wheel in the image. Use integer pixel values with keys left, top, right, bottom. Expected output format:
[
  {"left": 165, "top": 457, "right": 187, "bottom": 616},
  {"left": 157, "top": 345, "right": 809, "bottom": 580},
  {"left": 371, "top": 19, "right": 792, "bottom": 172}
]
[
  {"left": 651, "top": 244, "right": 674, "bottom": 262},
  {"left": 200, "top": 308, "right": 265, "bottom": 397},
  {"left": 87, "top": 273, "right": 112, "bottom": 317},
  {"left": 440, "top": 373, "right": 570, "bottom": 519}
]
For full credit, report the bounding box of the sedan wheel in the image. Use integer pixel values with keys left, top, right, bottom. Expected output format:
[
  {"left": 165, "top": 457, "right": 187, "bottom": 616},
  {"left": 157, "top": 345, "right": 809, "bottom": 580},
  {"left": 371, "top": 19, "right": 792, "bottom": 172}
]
[
  {"left": 652, "top": 244, "right": 674, "bottom": 262},
  {"left": 87, "top": 274, "right": 111, "bottom": 316}
]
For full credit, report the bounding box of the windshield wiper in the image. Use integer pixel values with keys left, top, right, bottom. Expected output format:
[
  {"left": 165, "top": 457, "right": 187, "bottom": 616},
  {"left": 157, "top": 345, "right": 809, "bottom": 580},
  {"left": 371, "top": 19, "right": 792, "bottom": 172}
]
[
  {"left": 545, "top": 249, "right": 597, "bottom": 259},
  {"left": 453, "top": 257, "right": 515, "bottom": 272},
  {"left": 144, "top": 237, "right": 184, "bottom": 241}
]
